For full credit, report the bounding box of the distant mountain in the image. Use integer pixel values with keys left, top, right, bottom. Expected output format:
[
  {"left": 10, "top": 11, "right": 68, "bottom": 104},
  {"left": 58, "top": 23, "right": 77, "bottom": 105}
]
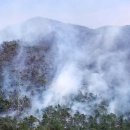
[
  {"left": 0, "top": 17, "right": 94, "bottom": 44},
  {"left": 0, "top": 17, "right": 130, "bottom": 117}
]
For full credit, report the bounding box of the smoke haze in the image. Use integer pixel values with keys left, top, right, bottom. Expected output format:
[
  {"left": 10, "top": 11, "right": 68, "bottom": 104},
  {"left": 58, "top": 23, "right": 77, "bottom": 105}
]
[{"left": 0, "top": 17, "right": 130, "bottom": 118}]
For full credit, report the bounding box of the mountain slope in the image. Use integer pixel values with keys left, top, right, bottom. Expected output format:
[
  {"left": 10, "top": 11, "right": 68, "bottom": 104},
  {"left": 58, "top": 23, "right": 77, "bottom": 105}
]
[{"left": 0, "top": 17, "right": 130, "bottom": 117}]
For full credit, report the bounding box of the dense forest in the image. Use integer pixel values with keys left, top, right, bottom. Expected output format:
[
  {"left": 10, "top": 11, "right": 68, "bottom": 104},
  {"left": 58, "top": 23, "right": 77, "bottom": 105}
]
[
  {"left": 0, "top": 41, "right": 130, "bottom": 130},
  {"left": 0, "top": 103, "right": 130, "bottom": 130},
  {"left": 1, "top": 18, "right": 130, "bottom": 130}
]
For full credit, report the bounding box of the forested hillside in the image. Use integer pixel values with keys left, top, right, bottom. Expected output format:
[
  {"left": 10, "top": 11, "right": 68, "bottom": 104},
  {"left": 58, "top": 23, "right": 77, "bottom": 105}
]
[{"left": 1, "top": 18, "right": 130, "bottom": 130}]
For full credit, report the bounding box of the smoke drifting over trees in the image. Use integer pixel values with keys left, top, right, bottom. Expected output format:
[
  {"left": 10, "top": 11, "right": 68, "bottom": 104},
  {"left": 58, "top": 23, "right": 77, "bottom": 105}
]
[{"left": 0, "top": 17, "right": 130, "bottom": 129}]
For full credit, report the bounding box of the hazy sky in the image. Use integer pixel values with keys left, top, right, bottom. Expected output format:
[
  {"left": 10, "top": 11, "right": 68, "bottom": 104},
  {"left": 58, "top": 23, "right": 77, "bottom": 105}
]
[{"left": 0, "top": 0, "right": 130, "bottom": 29}]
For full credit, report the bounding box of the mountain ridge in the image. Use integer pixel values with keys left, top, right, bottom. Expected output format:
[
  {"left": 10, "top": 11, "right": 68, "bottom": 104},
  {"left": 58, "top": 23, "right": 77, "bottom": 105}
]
[
  {"left": 0, "top": 16, "right": 130, "bottom": 117},
  {"left": 1, "top": 17, "right": 130, "bottom": 47}
]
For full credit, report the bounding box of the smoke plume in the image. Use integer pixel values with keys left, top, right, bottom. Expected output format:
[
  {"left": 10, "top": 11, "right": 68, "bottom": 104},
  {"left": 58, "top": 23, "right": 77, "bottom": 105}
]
[{"left": 0, "top": 17, "right": 130, "bottom": 117}]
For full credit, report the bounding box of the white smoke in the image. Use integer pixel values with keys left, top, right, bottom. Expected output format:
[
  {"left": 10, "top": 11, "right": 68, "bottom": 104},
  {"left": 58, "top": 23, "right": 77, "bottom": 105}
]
[{"left": 0, "top": 17, "right": 130, "bottom": 117}]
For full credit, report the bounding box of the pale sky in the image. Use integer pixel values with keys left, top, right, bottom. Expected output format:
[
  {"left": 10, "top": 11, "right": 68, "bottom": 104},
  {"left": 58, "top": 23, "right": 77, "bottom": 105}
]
[{"left": 0, "top": 0, "right": 130, "bottom": 29}]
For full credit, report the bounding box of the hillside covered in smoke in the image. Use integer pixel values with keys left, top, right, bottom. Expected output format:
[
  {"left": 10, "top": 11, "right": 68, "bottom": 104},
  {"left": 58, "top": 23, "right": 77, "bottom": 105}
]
[{"left": 0, "top": 17, "right": 130, "bottom": 129}]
